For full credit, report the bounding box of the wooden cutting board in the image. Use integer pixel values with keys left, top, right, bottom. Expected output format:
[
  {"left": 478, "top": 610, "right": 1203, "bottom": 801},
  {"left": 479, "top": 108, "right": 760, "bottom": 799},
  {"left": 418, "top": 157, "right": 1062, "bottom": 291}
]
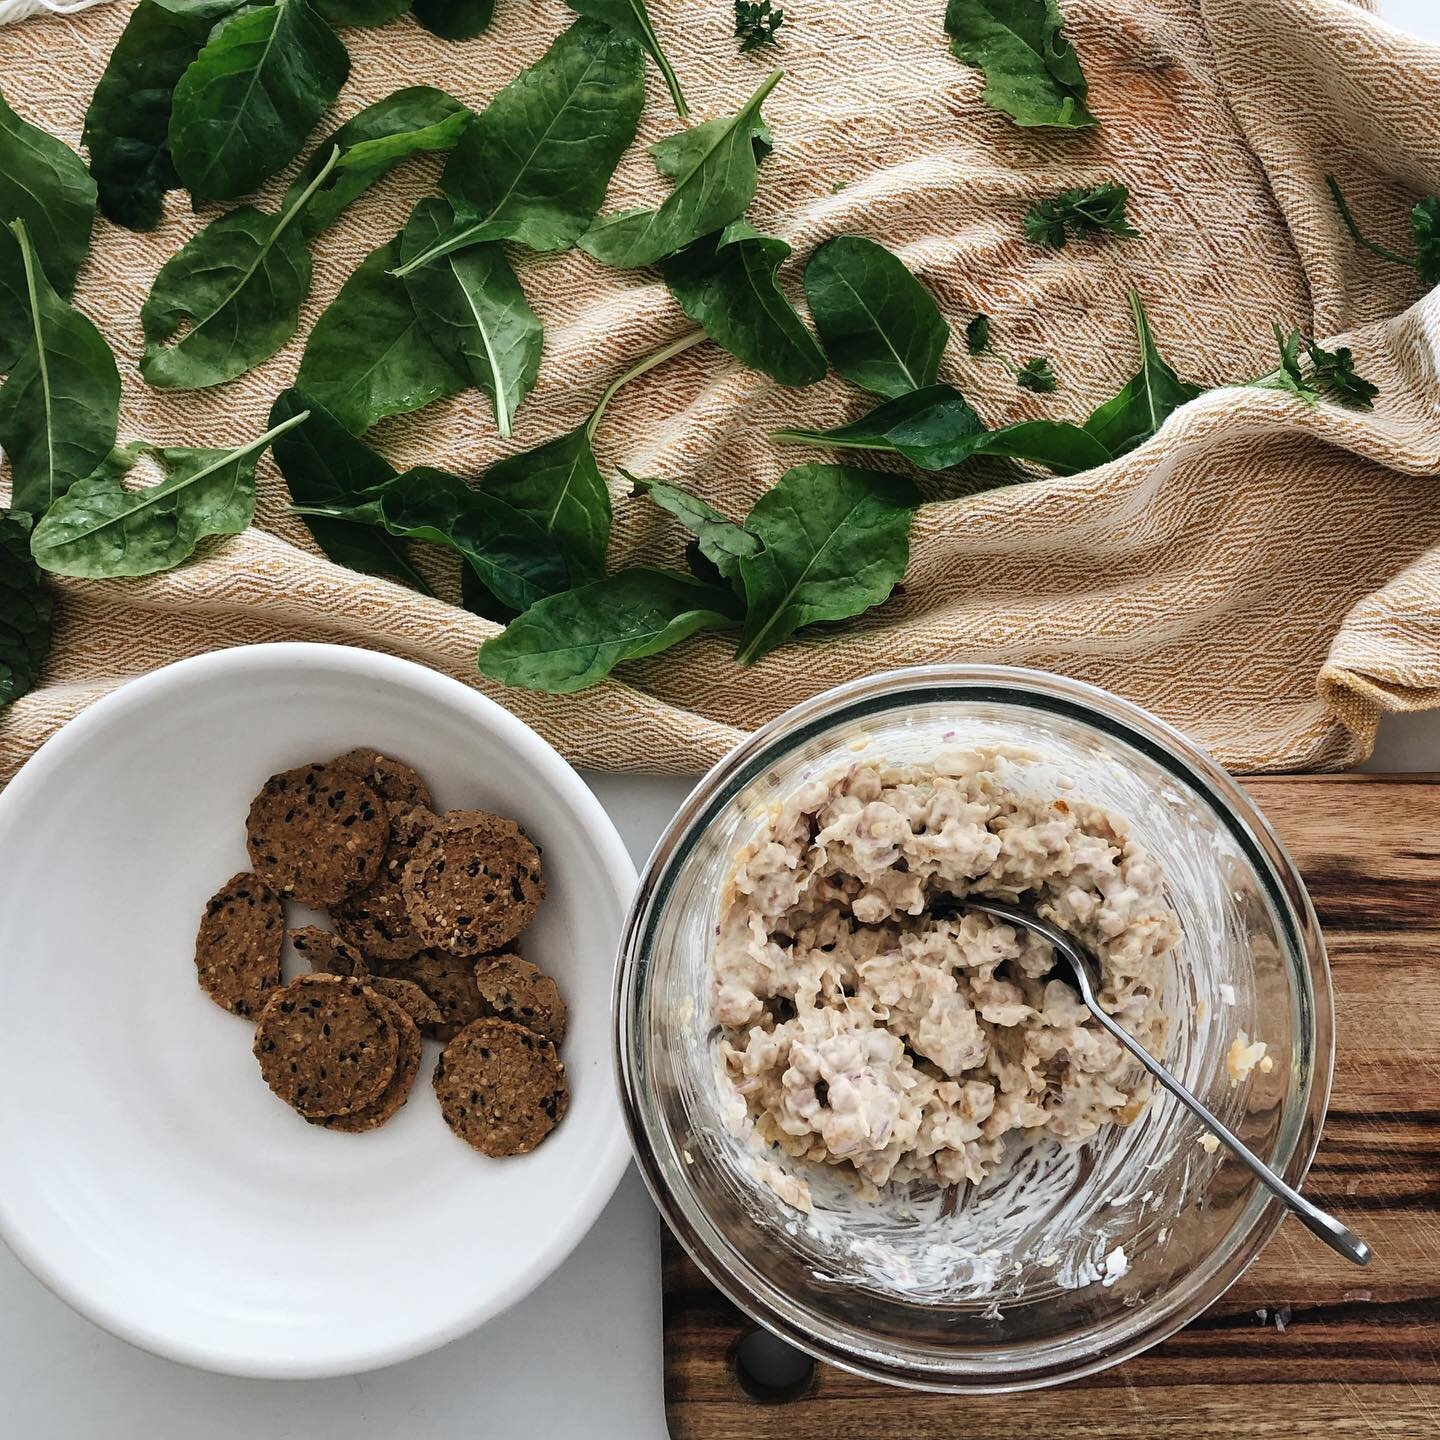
[{"left": 661, "top": 774, "right": 1440, "bottom": 1440}]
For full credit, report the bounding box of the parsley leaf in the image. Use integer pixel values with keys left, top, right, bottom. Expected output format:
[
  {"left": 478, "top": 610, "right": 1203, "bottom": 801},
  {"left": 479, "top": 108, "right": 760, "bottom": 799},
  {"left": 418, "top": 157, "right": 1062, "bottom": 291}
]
[
  {"left": 1015, "top": 355, "right": 1058, "bottom": 392},
  {"left": 1308, "top": 339, "right": 1379, "bottom": 409},
  {"left": 1251, "top": 324, "right": 1379, "bottom": 411},
  {"left": 734, "top": 0, "right": 783, "bottom": 52},
  {"left": 1023, "top": 182, "right": 1138, "bottom": 247},
  {"left": 965, "top": 313, "right": 990, "bottom": 354},
  {"left": 1326, "top": 175, "right": 1440, "bottom": 287}
]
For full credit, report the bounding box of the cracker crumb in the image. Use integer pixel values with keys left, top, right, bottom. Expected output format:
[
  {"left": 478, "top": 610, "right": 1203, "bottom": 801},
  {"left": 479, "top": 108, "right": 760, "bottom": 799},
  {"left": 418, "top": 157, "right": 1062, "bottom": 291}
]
[
  {"left": 1227, "top": 1030, "right": 1268, "bottom": 1085},
  {"left": 1199, "top": 1131, "right": 1221, "bottom": 1154}
]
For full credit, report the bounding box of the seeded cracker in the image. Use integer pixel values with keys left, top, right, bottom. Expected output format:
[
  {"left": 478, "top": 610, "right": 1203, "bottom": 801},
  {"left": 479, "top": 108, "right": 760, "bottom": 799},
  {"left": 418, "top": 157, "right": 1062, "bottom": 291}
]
[
  {"left": 331, "top": 804, "right": 436, "bottom": 962},
  {"left": 400, "top": 809, "right": 544, "bottom": 955},
  {"left": 475, "top": 954, "right": 568, "bottom": 1046},
  {"left": 367, "top": 976, "right": 445, "bottom": 1031},
  {"left": 245, "top": 761, "right": 388, "bottom": 907},
  {"left": 194, "top": 871, "right": 284, "bottom": 1017},
  {"left": 290, "top": 925, "right": 369, "bottom": 978},
  {"left": 433, "top": 1019, "right": 569, "bottom": 1157},
  {"left": 332, "top": 748, "right": 434, "bottom": 814},
  {"left": 378, "top": 948, "right": 487, "bottom": 1041},
  {"left": 253, "top": 975, "right": 399, "bottom": 1118},
  {"left": 316, "top": 989, "right": 422, "bottom": 1133}
]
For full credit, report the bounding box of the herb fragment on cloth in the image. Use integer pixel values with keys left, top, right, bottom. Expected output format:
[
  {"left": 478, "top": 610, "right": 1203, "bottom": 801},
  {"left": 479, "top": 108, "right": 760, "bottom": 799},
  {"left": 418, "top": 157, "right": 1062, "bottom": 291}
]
[
  {"left": 734, "top": 0, "right": 784, "bottom": 53},
  {"left": 1023, "top": 181, "right": 1138, "bottom": 247}
]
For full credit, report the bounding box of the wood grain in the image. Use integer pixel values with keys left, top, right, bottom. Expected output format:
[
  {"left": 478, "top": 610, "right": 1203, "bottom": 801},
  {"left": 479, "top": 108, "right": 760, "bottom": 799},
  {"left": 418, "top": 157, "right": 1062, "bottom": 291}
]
[{"left": 662, "top": 775, "right": 1440, "bottom": 1440}]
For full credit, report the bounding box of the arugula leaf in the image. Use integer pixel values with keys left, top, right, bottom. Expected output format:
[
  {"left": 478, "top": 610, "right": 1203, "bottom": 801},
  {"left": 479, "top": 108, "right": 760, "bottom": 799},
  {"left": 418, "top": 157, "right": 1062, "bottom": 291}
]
[
  {"left": 82, "top": 0, "right": 247, "bottom": 233},
  {"left": 0, "top": 88, "right": 97, "bottom": 373},
  {"left": 30, "top": 411, "right": 307, "bottom": 578},
  {"left": 803, "top": 234, "right": 949, "bottom": 398},
  {"left": 565, "top": 0, "right": 689, "bottom": 117},
  {"left": 313, "top": 0, "right": 412, "bottom": 25},
  {"left": 0, "top": 220, "right": 120, "bottom": 518},
  {"left": 965, "top": 313, "right": 990, "bottom": 354},
  {"left": 285, "top": 87, "right": 472, "bottom": 237},
  {"left": 1014, "top": 355, "right": 1057, "bottom": 392},
  {"left": 626, "top": 471, "right": 758, "bottom": 586},
  {"left": 168, "top": 0, "right": 350, "bottom": 204},
  {"left": 268, "top": 388, "right": 432, "bottom": 591},
  {"left": 735, "top": 464, "right": 919, "bottom": 665},
  {"left": 400, "top": 196, "right": 543, "bottom": 438},
  {"left": 140, "top": 149, "right": 336, "bottom": 390},
  {"left": 1082, "top": 290, "right": 1201, "bottom": 459},
  {"left": 0, "top": 511, "right": 53, "bottom": 713},
  {"left": 412, "top": 0, "right": 493, "bottom": 39},
  {"left": 580, "top": 69, "right": 782, "bottom": 269},
  {"left": 295, "top": 236, "right": 467, "bottom": 434},
  {"left": 944, "top": 0, "right": 1096, "bottom": 130},
  {"left": 658, "top": 221, "right": 825, "bottom": 386},
  {"left": 773, "top": 383, "right": 1108, "bottom": 474},
  {"left": 734, "top": 0, "right": 784, "bottom": 52},
  {"left": 393, "top": 20, "right": 646, "bottom": 276},
  {"left": 478, "top": 568, "right": 737, "bottom": 693},
  {"left": 1023, "top": 182, "right": 1138, "bottom": 247}
]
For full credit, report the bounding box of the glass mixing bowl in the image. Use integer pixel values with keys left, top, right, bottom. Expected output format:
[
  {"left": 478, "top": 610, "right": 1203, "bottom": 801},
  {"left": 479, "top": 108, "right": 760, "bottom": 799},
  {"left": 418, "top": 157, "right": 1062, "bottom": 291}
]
[{"left": 614, "top": 665, "right": 1332, "bottom": 1391}]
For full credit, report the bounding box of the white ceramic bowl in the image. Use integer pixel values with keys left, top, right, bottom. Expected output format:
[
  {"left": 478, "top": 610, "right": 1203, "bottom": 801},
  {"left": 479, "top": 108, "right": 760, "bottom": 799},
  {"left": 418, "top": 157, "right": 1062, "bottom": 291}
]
[{"left": 0, "top": 643, "right": 635, "bottom": 1378}]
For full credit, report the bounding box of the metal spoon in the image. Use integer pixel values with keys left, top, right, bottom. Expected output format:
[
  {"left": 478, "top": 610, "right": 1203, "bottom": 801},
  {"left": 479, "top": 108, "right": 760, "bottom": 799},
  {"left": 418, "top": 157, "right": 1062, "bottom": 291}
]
[{"left": 960, "top": 896, "right": 1372, "bottom": 1267}]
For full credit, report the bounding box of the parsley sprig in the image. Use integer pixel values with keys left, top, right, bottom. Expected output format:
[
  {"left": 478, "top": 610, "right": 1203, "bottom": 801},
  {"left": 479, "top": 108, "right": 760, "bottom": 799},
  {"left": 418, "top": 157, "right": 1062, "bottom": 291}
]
[
  {"left": 965, "top": 313, "right": 1058, "bottom": 393},
  {"left": 734, "top": 0, "right": 784, "bottom": 53},
  {"left": 1252, "top": 325, "right": 1379, "bottom": 410},
  {"left": 1024, "top": 181, "right": 1140, "bottom": 248},
  {"left": 1325, "top": 175, "right": 1440, "bottom": 287}
]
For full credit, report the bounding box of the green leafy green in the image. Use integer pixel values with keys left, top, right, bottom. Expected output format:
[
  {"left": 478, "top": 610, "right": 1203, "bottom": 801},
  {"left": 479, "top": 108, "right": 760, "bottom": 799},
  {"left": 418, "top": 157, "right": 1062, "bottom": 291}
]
[
  {"left": 965, "top": 310, "right": 1059, "bottom": 392},
  {"left": 478, "top": 568, "right": 737, "bottom": 692},
  {"left": 0, "top": 88, "right": 97, "bottom": 373},
  {"left": 0, "top": 511, "right": 53, "bottom": 712},
  {"left": 267, "top": 388, "right": 431, "bottom": 591},
  {"left": 393, "top": 20, "right": 646, "bottom": 276},
  {"left": 627, "top": 472, "right": 758, "bottom": 586},
  {"left": 565, "top": 0, "right": 688, "bottom": 117},
  {"left": 735, "top": 464, "right": 918, "bottom": 665},
  {"left": 0, "top": 220, "right": 119, "bottom": 519},
  {"left": 1325, "top": 175, "right": 1440, "bottom": 288},
  {"left": 1308, "top": 339, "right": 1380, "bottom": 409},
  {"left": 580, "top": 69, "right": 782, "bottom": 270},
  {"left": 659, "top": 222, "right": 824, "bottom": 387},
  {"left": 400, "top": 196, "right": 543, "bottom": 438},
  {"left": 412, "top": 0, "right": 493, "bottom": 40},
  {"left": 285, "top": 87, "right": 472, "bottom": 237},
  {"left": 734, "top": 0, "right": 784, "bottom": 52},
  {"left": 773, "top": 384, "right": 1108, "bottom": 474},
  {"left": 313, "top": 0, "right": 412, "bottom": 25},
  {"left": 964, "top": 313, "right": 990, "bottom": 354},
  {"left": 295, "top": 237, "right": 467, "bottom": 434},
  {"left": 1082, "top": 290, "right": 1202, "bottom": 459},
  {"left": 140, "top": 148, "right": 336, "bottom": 390},
  {"left": 1023, "top": 181, "right": 1138, "bottom": 247},
  {"left": 30, "top": 412, "right": 307, "bottom": 578},
  {"left": 1250, "top": 325, "right": 1379, "bottom": 410},
  {"left": 82, "top": 0, "right": 247, "bottom": 233},
  {"left": 944, "top": 0, "right": 1096, "bottom": 130},
  {"left": 803, "top": 234, "right": 949, "bottom": 398},
  {"left": 168, "top": 0, "right": 350, "bottom": 204}
]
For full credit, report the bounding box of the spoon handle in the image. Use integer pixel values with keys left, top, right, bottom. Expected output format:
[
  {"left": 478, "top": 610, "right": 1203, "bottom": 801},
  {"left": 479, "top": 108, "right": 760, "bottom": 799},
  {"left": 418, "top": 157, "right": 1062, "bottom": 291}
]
[{"left": 1085, "top": 1003, "right": 1372, "bottom": 1267}]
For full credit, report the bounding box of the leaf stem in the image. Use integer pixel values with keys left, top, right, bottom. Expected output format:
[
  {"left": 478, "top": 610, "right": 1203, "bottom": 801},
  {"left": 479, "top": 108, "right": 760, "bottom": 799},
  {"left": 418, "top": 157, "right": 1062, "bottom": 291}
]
[
  {"left": 280, "top": 144, "right": 341, "bottom": 235},
  {"left": 9, "top": 220, "right": 57, "bottom": 505},
  {"left": 587, "top": 328, "right": 707, "bottom": 438},
  {"left": 1325, "top": 174, "right": 1417, "bottom": 271}
]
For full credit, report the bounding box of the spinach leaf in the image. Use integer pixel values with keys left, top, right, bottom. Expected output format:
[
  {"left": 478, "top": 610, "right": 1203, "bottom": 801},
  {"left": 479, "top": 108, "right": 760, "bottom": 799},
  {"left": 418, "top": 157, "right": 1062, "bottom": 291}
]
[
  {"left": 478, "top": 568, "right": 737, "bottom": 693},
  {"left": 735, "top": 464, "right": 918, "bottom": 665},
  {"left": 1023, "top": 181, "right": 1138, "bottom": 247},
  {"left": 412, "top": 0, "right": 493, "bottom": 39},
  {"left": 400, "top": 196, "right": 543, "bottom": 438},
  {"left": 944, "top": 0, "right": 1096, "bottom": 130},
  {"left": 802, "top": 235, "right": 949, "bottom": 399},
  {"left": 313, "top": 0, "right": 412, "bottom": 25},
  {"left": 168, "top": 0, "right": 351, "bottom": 204},
  {"left": 773, "top": 384, "right": 1108, "bottom": 474},
  {"left": 658, "top": 221, "right": 825, "bottom": 387},
  {"left": 285, "top": 87, "right": 472, "bottom": 237},
  {"left": 140, "top": 149, "right": 337, "bottom": 390},
  {"left": 580, "top": 69, "right": 781, "bottom": 270},
  {"left": 268, "top": 387, "right": 432, "bottom": 591},
  {"left": 564, "top": 0, "right": 689, "bottom": 117},
  {"left": 626, "top": 471, "right": 758, "bottom": 586},
  {"left": 30, "top": 411, "right": 308, "bottom": 578},
  {"left": 0, "top": 221, "right": 119, "bottom": 518},
  {"left": 0, "top": 511, "right": 53, "bottom": 712},
  {"left": 1326, "top": 175, "right": 1440, "bottom": 288},
  {"left": 295, "top": 236, "right": 467, "bottom": 434},
  {"left": 393, "top": 20, "right": 645, "bottom": 276},
  {"left": 1082, "top": 290, "right": 1202, "bottom": 459},
  {"left": 82, "top": 0, "right": 246, "bottom": 233},
  {"left": 0, "top": 88, "right": 97, "bottom": 372}
]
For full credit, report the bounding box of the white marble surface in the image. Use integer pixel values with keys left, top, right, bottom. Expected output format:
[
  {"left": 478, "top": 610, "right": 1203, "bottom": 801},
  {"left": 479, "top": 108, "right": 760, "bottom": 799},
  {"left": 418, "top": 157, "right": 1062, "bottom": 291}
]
[{"left": 5, "top": 2, "right": 1439, "bottom": 1433}]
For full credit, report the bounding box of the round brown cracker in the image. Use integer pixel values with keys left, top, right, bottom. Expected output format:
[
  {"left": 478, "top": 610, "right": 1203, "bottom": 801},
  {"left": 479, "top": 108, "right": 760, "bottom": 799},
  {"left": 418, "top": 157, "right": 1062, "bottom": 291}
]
[
  {"left": 330, "top": 804, "right": 436, "bottom": 962},
  {"left": 433, "top": 1019, "right": 569, "bottom": 1157},
  {"left": 474, "top": 954, "right": 567, "bottom": 1047},
  {"left": 194, "top": 871, "right": 284, "bottom": 1018},
  {"left": 253, "top": 975, "right": 399, "bottom": 1118},
  {"left": 367, "top": 976, "right": 444, "bottom": 1031},
  {"left": 400, "top": 809, "right": 544, "bottom": 956},
  {"left": 377, "top": 949, "right": 486, "bottom": 1041},
  {"left": 245, "top": 761, "right": 389, "bottom": 907},
  {"left": 290, "top": 925, "right": 369, "bottom": 978},
  {"left": 315, "top": 989, "right": 422, "bottom": 1133},
  {"left": 332, "top": 748, "right": 434, "bottom": 814}
]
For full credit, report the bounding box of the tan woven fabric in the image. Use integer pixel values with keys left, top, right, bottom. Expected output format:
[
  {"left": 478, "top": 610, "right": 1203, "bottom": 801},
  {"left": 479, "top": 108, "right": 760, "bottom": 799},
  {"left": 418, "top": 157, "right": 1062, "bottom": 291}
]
[{"left": 2, "top": 0, "right": 1439, "bottom": 779}]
